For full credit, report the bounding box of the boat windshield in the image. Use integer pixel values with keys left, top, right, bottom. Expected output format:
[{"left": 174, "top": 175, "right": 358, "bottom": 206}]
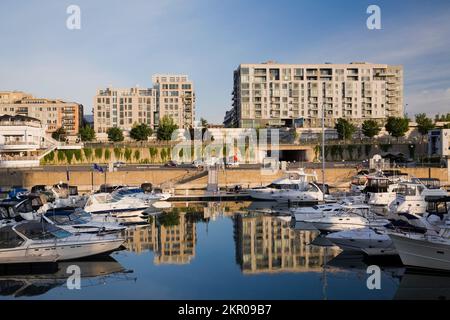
[
  {"left": 45, "top": 210, "right": 89, "bottom": 225},
  {"left": 15, "top": 222, "right": 72, "bottom": 240},
  {"left": 397, "top": 184, "right": 417, "bottom": 196},
  {"left": 0, "top": 226, "right": 24, "bottom": 248}
]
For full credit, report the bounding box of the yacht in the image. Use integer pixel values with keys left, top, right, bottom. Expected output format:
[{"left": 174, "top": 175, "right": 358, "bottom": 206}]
[
  {"left": 388, "top": 180, "right": 448, "bottom": 215},
  {"left": 389, "top": 196, "right": 450, "bottom": 271},
  {"left": 84, "top": 192, "right": 150, "bottom": 225},
  {"left": 389, "top": 228, "right": 450, "bottom": 272},
  {"left": 328, "top": 196, "right": 450, "bottom": 257},
  {"left": 327, "top": 227, "right": 398, "bottom": 256},
  {"left": 365, "top": 175, "right": 400, "bottom": 208},
  {"left": 303, "top": 204, "right": 390, "bottom": 232},
  {"left": 112, "top": 187, "right": 170, "bottom": 204},
  {"left": 42, "top": 207, "right": 126, "bottom": 234},
  {"left": 291, "top": 196, "right": 365, "bottom": 223},
  {"left": 0, "top": 222, "right": 124, "bottom": 264},
  {"left": 248, "top": 169, "right": 324, "bottom": 203}
]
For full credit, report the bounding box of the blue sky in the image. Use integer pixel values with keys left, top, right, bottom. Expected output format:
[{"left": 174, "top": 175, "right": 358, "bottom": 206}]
[{"left": 0, "top": 0, "right": 449, "bottom": 122}]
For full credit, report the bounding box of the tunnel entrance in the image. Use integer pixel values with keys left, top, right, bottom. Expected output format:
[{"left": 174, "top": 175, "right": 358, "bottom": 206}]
[{"left": 279, "top": 150, "right": 307, "bottom": 162}]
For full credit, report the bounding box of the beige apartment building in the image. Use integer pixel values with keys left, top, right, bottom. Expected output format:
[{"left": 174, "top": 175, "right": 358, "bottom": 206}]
[
  {"left": 94, "top": 87, "right": 156, "bottom": 134},
  {"left": 153, "top": 75, "right": 195, "bottom": 129},
  {"left": 94, "top": 75, "right": 195, "bottom": 135},
  {"left": 0, "top": 91, "right": 83, "bottom": 135},
  {"left": 225, "top": 62, "right": 403, "bottom": 128}
]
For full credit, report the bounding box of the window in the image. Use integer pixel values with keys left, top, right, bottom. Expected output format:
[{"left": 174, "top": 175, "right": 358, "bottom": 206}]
[{"left": 0, "top": 227, "right": 24, "bottom": 249}]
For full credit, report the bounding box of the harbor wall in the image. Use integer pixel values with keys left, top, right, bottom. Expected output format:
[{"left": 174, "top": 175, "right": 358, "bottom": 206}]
[{"left": 0, "top": 167, "right": 448, "bottom": 193}]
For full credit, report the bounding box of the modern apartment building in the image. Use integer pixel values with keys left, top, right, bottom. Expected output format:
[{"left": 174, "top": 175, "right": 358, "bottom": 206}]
[
  {"left": 225, "top": 62, "right": 403, "bottom": 128},
  {"left": 94, "top": 75, "right": 195, "bottom": 135},
  {"left": 153, "top": 75, "right": 195, "bottom": 129},
  {"left": 94, "top": 87, "right": 156, "bottom": 134},
  {"left": 0, "top": 91, "right": 84, "bottom": 135}
]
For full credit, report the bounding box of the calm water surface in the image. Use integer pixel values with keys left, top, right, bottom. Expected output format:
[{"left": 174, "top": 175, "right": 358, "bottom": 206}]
[{"left": 0, "top": 202, "right": 448, "bottom": 300}]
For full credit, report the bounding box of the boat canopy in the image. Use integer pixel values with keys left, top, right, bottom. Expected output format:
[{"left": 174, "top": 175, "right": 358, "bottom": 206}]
[{"left": 15, "top": 222, "right": 71, "bottom": 240}]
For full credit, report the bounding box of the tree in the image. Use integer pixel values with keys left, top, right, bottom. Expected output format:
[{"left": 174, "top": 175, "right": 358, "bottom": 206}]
[
  {"left": 335, "top": 118, "right": 356, "bottom": 140},
  {"left": 362, "top": 120, "right": 381, "bottom": 138},
  {"left": 443, "top": 123, "right": 450, "bottom": 129},
  {"left": 157, "top": 116, "right": 178, "bottom": 141},
  {"left": 79, "top": 125, "right": 96, "bottom": 142},
  {"left": 52, "top": 127, "right": 66, "bottom": 141},
  {"left": 130, "top": 123, "right": 152, "bottom": 141},
  {"left": 107, "top": 127, "right": 124, "bottom": 142},
  {"left": 415, "top": 113, "right": 435, "bottom": 137},
  {"left": 385, "top": 117, "right": 409, "bottom": 140},
  {"left": 200, "top": 117, "right": 208, "bottom": 128}
]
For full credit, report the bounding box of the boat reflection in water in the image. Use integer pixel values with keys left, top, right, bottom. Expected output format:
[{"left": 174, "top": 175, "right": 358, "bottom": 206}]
[
  {"left": 395, "top": 271, "right": 450, "bottom": 300},
  {"left": 233, "top": 213, "right": 341, "bottom": 274},
  {"left": 0, "top": 256, "right": 133, "bottom": 298}
]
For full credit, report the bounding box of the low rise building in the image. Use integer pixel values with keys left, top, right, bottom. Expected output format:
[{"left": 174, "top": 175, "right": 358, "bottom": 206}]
[{"left": 0, "top": 91, "right": 83, "bottom": 135}]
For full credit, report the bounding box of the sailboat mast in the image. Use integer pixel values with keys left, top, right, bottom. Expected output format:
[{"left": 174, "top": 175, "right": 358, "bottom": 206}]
[{"left": 322, "top": 103, "right": 326, "bottom": 195}]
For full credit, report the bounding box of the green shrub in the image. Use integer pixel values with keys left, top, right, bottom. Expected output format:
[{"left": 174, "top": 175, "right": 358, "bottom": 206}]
[
  {"left": 83, "top": 148, "right": 93, "bottom": 161},
  {"left": 74, "top": 149, "right": 82, "bottom": 162},
  {"left": 57, "top": 150, "right": 65, "bottom": 162},
  {"left": 134, "top": 150, "right": 140, "bottom": 161},
  {"left": 104, "top": 149, "right": 111, "bottom": 161},
  {"left": 94, "top": 148, "right": 103, "bottom": 159},
  {"left": 114, "top": 147, "right": 123, "bottom": 160},
  {"left": 64, "top": 150, "right": 74, "bottom": 164},
  {"left": 124, "top": 148, "right": 132, "bottom": 162}
]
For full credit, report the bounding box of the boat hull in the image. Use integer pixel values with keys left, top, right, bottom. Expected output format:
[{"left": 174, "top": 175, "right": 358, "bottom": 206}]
[
  {"left": 390, "top": 233, "right": 450, "bottom": 271},
  {"left": 0, "top": 238, "right": 124, "bottom": 264}
]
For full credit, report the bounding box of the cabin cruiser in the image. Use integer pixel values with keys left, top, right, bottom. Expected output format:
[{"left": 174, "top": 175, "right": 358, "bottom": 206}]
[
  {"left": 291, "top": 196, "right": 365, "bottom": 223},
  {"left": 42, "top": 207, "right": 126, "bottom": 234},
  {"left": 111, "top": 187, "right": 170, "bottom": 204},
  {"left": 388, "top": 180, "right": 448, "bottom": 215},
  {"left": 388, "top": 196, "right": 450, "bottom": 271},
  {"left": 328, "top": 196, "right": 450, "bottom": 257},
  {"left": 0, "top": 222, "right": 124, "bottom": 264},
  {"left": 31, "top": 183, "right": 88, "bottom": 209},
  {"left": 389, "top": 227, "right": 450, "bottom": 272},
  {"left": 84, "top": 192, "right": 150, "bottom": 225},
  {"left": 248, "top": 169, "right": 324, "bottom": 203},
  {"left": 303, "top": 204, "right": 390, "bottom": 232},
  {"left": 365, "top": 175, "right": 400, "bottom": 207}
]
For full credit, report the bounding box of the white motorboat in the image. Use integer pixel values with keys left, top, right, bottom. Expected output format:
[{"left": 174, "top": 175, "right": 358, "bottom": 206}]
[
  {"left": 327, "top": 227, "right": 398, "bottom": 256},
  {"left": 291, "top": 196, "right": 365, "bottom": 223},
  {"left": 389, "top": 228, "right": 450, "bottom": 272},
  {"left": 248, "top": 169, "right": 324, "bottom": 203},
  {"left": 42, "top": 207, "right": 126, "bottom": 234},
  {"left": 365, "top": 175, "right": 400, "bottom": 207},
  {"left": 388, "top": 181, "right": 448, "bottom": 215},
  {"left": 0, "top": 222, "right": 124, "bottom": 264},
  {"left": 389, "top": 196, "right": 450, "bottom": 271},
  {"left": 328, "top": 195, "right": 450, "bottom": 257},
  {"left": 304, "top": 204, "right": 390, "bottom": 232},
  {"left": 291, "top": 203, "right": 345, "bottom": 222},
  {"left": 112, "top": 187, "right": 171, "bottom": 204},
  {"left": 84, "top": 192, "right": 150, "bottom": 225}
]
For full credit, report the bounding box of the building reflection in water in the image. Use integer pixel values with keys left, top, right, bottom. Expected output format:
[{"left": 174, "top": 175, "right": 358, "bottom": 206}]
[
  {"left": 234, "top": 214, "right": 341, "bottom": 274},
  {"left": 124, "top": 211, "right": 197, "bottom": 265},
  {"left": 124, "top": 202, "right": 249, "bottom": 264}
]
